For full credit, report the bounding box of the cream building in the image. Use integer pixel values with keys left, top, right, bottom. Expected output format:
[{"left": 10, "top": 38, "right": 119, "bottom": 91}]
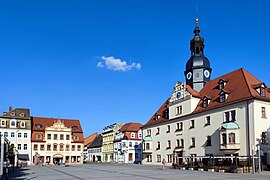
[
  {"left": 32, "top": 117, "right": 84, "bottom": 165},
  {"left": 142, "top": 18, "right": 270, "bottom": 167},
  {"left": 0, "top": 107, "right": 32, "bottom": 166},
  {"left": 102, "top": 123, "right": 123, "bottom": 162}
]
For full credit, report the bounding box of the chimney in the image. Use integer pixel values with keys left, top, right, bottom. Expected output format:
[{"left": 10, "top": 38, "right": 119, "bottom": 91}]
[{"left": 9, "top": 106, "right": 12, "bottom": 112}]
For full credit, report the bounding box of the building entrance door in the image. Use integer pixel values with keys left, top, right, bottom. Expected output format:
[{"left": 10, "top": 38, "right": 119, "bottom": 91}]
[
  {"left": 53, "top": 154, "right": 63, "bottom": 165},
  {"left": 128, "top": 153, "right": 133, "bottom": 161}
]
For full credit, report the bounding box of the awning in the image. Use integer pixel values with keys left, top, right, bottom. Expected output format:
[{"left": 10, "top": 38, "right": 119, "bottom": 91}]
[{"left": 18, "top": 154, "right": 29, "bottom": 161}]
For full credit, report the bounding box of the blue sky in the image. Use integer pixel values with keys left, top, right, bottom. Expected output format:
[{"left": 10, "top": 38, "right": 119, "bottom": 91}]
[{"left": 0, "top": 0, "right": 269, "bottom": 137}]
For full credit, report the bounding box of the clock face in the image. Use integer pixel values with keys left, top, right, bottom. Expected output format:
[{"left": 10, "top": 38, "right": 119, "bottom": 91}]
[
  {"left": 186, "top": 72, "right": 192, "bottom": 80},
  {"left": 176, "top": 92, "right": 182, "bottom": 99},
  {"left": 204, "top": 70, "right": 210, "bottom": 78}
]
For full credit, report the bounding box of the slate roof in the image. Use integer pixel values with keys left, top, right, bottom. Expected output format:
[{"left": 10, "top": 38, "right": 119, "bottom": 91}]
[
  {"left": 143, "top": 68, "right": 270, "bottom": 128},
  {"left": 0, "top": 108, "right": 30, "bottom": 119},
  {"left": 88, "top": 134, "right": 102, "bottom": 148}
]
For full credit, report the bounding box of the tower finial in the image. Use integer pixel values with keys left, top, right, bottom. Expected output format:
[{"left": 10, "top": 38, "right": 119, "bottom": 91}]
[{"left": 195, "top": 17, "right": 199, "bottom": 27}]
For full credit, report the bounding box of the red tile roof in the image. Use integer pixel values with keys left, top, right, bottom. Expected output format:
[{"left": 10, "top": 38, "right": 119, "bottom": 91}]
[
  {"left": 32, "top": 116, "right": 84, "bottom": 143},
  {"left": 119, "top": 122, "right": 142, "bottom": 132},
  {"left": 84, "top": 133, "right": 99, "bottom": 146},
  {"left": 143, "top": 68, "right": 270, "bottom": 128}
]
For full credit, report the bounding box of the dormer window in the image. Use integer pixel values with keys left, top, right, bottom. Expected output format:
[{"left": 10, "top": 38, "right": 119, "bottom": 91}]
[
  {"left": 260, "top": 87, "right": 265, "bottom": 96},
  {"left": 72, "top": 126, "right": 78, "bottom": 131},
  {"left": 36, "top": 124, "right": 42, "bottom": 129},
  {"left": 155, "top": 114, "right": 161, "bottom": 120},
  {"left": 254, "top": 83, "right": 266, "bottom": 96},
  {"left": 202, "top": 97, "right": 210, "bottom": 108},
  {"left": 20, "top": 113, "right": 25, "bottom": 117},
  {"left": 218, "top": 79, "right": 227, "bottom": 90},
  {"left": 219, "top": 91, "right": 228, "bottom": 103},
  {"left": 10, "top": 112, "right": 15, "bottom": 116}
]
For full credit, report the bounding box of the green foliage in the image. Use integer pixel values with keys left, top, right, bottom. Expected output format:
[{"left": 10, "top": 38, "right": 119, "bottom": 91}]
[
  {"left": 207, "top": 160, "right": 214, "bottom": 168},
  {"left": 7, "top": 142, "right": 15, "bottom": 157},
  {"left": 198, "top": 162, "right": 204, "bottom": 168}
]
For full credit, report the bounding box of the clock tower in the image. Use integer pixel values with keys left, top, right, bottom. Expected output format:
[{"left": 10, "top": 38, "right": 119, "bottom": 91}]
[{"left": 184, "top": 18, "right": 212, "bottom": 92}]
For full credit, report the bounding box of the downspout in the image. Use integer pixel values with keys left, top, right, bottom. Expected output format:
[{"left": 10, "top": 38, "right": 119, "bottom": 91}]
[{"left": 246, "top": 100, "right": 251, "bottom": 157}]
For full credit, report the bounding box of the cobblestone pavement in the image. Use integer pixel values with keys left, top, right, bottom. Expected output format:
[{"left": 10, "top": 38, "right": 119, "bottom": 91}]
[{"left": 8, "top": 163, "right": 270, "bottom": 180}]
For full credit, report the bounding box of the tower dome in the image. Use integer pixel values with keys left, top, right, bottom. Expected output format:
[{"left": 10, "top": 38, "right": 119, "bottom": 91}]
[{"left": 184, "top": 18, "right": 212, "bottom": 92}]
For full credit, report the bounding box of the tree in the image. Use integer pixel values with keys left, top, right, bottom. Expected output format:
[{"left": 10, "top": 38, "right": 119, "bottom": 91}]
[{"left": 7, "top": 142, "right": 15, "bottom": 165}]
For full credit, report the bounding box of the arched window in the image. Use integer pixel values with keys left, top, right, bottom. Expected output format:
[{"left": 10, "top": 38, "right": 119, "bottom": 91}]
[
  {"left": 10, "top": 120, "right": 16, "bottom": 127},
  {"left": 229, "top": 133, "right": 235, "bottom": 144},
  {"left": 21, "top": 121, "right": 25, "bottom": 128},
  {"left": 74, "top": 135, "right": 78, "bottom": 140}
]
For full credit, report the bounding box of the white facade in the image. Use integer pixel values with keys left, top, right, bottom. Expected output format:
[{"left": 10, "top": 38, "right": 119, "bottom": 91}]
[
  {"left": 0, "top": 108, "right": 32, "bottom": 166},
  {"left": 142, "top": 82, "right": 270, "bottom": 166},
  {"left": 0, "top": 127, "right": 32, "bottom": 166},
  {"left": 114, "top": 130, "right": 142, "bottom": 164}
]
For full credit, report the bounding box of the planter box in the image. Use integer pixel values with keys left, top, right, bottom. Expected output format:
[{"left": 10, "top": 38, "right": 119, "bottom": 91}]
[
  {"left": 180, "top": 167, "right": 186, "bottom": 170},
  {"left": 219, "top": 170, "right": 225, "bottom": 173},
  {"left": 208, "top": 169, "right": 214, "bottom": 172},
  {"left": 189, "top": 167, "right": 194, "bottom": 171},
  {"left": 198, "top": 168, "right": 204, "bottom": 171}
]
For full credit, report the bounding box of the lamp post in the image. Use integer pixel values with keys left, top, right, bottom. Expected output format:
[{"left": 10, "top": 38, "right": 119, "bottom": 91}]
[
  {"left": 256, "top": 138, "right": 261, "bottom": 174},
  {"left": 252, "top": 144, "right": 255, "bottom": 174}
]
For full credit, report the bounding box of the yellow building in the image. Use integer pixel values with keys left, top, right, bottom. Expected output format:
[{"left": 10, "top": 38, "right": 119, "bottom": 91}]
[{"left": 102, "top": 123, "right": 123, "bottom": 162}]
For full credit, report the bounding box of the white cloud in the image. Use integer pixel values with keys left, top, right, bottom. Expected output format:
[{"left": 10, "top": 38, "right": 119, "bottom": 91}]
[
  {"left": 97, "top": 62, "right": 104, "bottom": 68},
  {"left": 97, "top": 56, "right": 141, "bottom": 72}
]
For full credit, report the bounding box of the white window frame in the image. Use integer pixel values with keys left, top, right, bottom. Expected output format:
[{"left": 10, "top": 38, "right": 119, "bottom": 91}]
[
  {"left": 131, "top": 133, "right": 135, "bottom": 138},
  {"left": 23, "top": 144, "right": 27, "bottom": 150},
  {"left": 1, "top": 120, "right": 6, "bottom": 127}
]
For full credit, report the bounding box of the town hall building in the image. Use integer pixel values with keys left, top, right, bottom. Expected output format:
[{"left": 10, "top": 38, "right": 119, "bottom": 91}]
[{"left": 142, "top": 18, "right": 270, "bottom": 167}]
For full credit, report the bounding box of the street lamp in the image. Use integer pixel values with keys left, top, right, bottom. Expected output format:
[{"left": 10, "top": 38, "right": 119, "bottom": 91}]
[{"left": 256, "top": 138, "right": 261, "bottom": 174}]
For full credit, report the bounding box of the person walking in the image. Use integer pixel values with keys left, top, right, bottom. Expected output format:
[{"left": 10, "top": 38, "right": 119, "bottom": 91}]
[{"left": 162, "top": 158, "right": 166, "bottom": 170}]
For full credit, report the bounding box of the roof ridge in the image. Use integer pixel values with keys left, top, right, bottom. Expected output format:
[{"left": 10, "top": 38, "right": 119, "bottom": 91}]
[
  {"left": 241, "top": 68, "right": 256, "bottom": 98},
  {"left": 33, "top": 116, "right": 80, "bottom": 121}
]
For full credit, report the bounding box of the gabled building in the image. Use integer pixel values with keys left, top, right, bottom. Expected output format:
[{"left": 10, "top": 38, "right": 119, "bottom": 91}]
[
  {"left": 87, "top": 134, "right": 103, "bottom": 162},
  {"left": 0, "top": 107, "right": 31, "bottom": 166},
  {"left": 102, "top": 123, "right": 123, "bottom": 162},
  {"left": 31, "top": 117, "right": 84, "bottom": 165},
  {"left": 114, "top": 122, "right": 142, "bottom": 163},
  {"left": 142, "top": 18, "right": 270, "bottom": 166},
  {"left": 83, "top": 133, "right": 99, "bottom": 162}
]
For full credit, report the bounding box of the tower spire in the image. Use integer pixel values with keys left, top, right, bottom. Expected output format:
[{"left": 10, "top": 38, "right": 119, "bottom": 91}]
[{"left": 184, "top": 17, "right": 212, "bottom": 92}]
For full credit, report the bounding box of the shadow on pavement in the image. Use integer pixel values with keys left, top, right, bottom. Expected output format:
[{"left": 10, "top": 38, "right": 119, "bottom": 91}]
[{"left": 6, "top": 167, "right": 34, "bottom": 180}]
